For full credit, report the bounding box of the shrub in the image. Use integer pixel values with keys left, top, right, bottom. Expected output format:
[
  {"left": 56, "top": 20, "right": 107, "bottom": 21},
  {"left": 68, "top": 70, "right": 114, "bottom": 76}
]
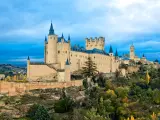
[
  {"left": 54, "top": 97, "right": 74, "bottom": 113},
  {"left": 0, "top": 112, "right": 13, "bottom": 120},
  {"left": 26, "top": 104, "right": 50, "bottom": 120}
]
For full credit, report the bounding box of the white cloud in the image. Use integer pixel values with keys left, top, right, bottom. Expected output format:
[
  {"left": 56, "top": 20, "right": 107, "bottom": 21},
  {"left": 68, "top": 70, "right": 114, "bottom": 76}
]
[
  {"left": 2, "top": 0, "right": 160, "bottom": 44},
  {"left": 74, "top": 0, "right": 160, "bottom": 42}
]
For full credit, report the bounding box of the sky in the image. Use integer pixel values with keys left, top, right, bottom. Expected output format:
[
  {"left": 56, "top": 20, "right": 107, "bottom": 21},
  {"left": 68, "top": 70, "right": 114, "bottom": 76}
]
[{"left": 0, "top": 0, "right": 160, "bottom": 66}]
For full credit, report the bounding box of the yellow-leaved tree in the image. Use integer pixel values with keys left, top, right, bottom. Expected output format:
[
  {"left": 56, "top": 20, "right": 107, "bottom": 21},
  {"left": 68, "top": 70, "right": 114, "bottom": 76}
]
[
  {"left": 145, "top": 70, "right": 150, "bottom": 84},
  {"left": 151, "top": 112, "right": 157, "bottom": 120},
  {"left": 127, "top": 115, "right": 135, "bottom": 120}
]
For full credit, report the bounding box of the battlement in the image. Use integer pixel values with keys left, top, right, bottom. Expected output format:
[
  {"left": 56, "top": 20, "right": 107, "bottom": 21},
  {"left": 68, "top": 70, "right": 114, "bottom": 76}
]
[{"left": 85, "top": 37, "right": 105, "bottom": 50}]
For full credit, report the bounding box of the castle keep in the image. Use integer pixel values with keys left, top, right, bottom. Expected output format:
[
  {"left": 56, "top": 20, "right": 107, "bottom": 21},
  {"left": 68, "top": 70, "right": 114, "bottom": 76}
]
[{"left": 27, "top": 22, "right": 148, "bottom": 82}]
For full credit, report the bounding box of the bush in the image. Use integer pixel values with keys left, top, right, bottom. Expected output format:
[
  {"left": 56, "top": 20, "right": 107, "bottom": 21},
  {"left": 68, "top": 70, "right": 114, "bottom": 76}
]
[
  {"left": 0, "top": 112, "right": 13, "bottom": 120},
  {"left": 26, "top": 104, "right": 50, "bottom": 120},
  {"left": 54, "top": 97, "right": 74, "bottom": 113}
]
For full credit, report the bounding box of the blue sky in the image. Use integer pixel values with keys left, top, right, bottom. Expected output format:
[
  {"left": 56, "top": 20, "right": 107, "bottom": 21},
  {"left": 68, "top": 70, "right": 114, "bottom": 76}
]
[{"left": 0, "top": 0, "right": 160, "bottom": 66}]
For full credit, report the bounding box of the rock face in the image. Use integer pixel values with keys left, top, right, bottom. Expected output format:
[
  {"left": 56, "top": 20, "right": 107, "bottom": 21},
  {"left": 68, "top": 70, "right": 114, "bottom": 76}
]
[
  {"left": 127, "top": 66, "right": 139, "bottom": 74},
  {"left": 0, "top": 74, "right": 5, "bottom": 80}
]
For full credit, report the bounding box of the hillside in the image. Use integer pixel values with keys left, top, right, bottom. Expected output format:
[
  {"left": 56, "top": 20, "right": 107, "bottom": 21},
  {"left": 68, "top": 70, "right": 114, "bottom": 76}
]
[{"left": 0, "top": 64, "right": 26, "bottom": 76}]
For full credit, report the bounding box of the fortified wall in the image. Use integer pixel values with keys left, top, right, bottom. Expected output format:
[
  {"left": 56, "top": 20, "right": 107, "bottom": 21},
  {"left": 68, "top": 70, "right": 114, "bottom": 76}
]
[{"left": 0, "top": 80, "right": 82, "bottom": 96}]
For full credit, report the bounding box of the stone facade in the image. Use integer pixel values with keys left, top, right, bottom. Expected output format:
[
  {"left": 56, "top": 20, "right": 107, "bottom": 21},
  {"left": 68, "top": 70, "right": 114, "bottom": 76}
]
[
  {"left": 27, "top": 22, "right": 120, "bottom": 81},
  {"left": 27, "top": 22, "right": 157, "bottom": 81}
]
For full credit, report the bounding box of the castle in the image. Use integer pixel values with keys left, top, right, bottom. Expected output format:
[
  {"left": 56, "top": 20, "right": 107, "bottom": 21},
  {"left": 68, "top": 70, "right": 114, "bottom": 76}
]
[{"left": 27, "top": 22, "right": 149, "bottom": 82}]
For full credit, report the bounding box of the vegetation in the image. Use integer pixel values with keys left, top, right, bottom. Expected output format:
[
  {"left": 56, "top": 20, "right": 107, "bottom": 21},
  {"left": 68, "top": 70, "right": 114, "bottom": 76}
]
[
  {"left": 0, "top": 63, "right": 160, "bottom": 120},
  {"left": 81, "top": 57, "right": 98, "bottom": 78}
]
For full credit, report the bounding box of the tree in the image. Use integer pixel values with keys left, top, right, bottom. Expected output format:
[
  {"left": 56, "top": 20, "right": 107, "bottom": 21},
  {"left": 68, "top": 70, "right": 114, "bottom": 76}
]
[
  {"left": 153, "top": 89, "right": 160, "bottom": 104},
  {"left": 151, "top": 112, "right": 157, "bottom": 120},
  {"left": 84, "top": 108, "right": 108, "bottom": 120},
  {"left": 81, "top": 57, "right": 98, "bottom": 78},
  {"left": 26, "top": 104, "right": 50, "bottom": 120},
  {"left": 34, "top": 105, "right": 50, "bottom": 120},
  {"left": 115, "top": 69, "right": 121, "bottom": 80},
  {"left": 54, "top": 96, "right": 74, "bottom": 113},
  {"left": 145, "top": 70, "right": 151, "bottom": 84}
]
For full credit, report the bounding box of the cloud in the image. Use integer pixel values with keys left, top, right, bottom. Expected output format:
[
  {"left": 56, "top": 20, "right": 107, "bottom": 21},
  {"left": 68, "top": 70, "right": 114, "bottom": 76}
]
[
  {"left": 2, "top": 0, "right": 160, "bottom": 43},
  {"left": 0, "top": 0, "right": 160, "bottom": 62},
  {"left": 74, "top": 0, "right": 160, "bottom": 42}
]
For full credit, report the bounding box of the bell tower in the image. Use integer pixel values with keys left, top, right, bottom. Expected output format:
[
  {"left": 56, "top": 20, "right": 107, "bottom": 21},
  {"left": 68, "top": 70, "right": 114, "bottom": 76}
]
[{"left": 130, "top": 44, "right": 135, "bottom": 60}]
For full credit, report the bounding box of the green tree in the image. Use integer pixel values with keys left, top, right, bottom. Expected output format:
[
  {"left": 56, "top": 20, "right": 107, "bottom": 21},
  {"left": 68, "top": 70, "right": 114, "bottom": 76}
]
[
  {"left": 26, "top": 104, "right": 50, "bottom": 120},
  {"left": 81, "top": 57, "right": 98, "bottom": 78},
  {"left": 84, "top": 108, "right": 108, "bottom": 120},
  {"left": 54, "top": 97, "right": 74, "bottom": 113},
  {"left": 153, "top": 89, "right": 160, "bottom": 104},
  {"left": 34, "top": 105, "right": 50, "bottom": 120}
]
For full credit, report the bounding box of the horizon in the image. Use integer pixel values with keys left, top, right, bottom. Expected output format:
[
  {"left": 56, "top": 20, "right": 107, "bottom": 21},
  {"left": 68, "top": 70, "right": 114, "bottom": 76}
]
[{"left": 0, "top": 0, "right": 160, "bottom": 66}]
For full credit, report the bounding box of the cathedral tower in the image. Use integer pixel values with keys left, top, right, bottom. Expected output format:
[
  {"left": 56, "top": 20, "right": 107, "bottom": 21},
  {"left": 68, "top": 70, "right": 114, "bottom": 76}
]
[
  {"left": 46, "top": 22, "right": 58, "bottom": 64},
  {"left": 130, "top": 44, "right": 135, "bottom": 60}
]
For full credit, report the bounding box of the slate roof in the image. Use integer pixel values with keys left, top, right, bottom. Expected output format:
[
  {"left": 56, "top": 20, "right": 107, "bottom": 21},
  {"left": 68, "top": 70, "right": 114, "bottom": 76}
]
[{"left": 71, "top": 45, "right": 109, "bottom": 56}]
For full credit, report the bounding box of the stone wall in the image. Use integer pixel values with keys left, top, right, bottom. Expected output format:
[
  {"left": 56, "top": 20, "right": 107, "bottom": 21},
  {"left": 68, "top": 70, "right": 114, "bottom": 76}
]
[
  {"left": 0, "top": 80, "right": 82, "bottom": 96},
  {"left": 28, "top": 64, "right": 57, "bottom": 81}
]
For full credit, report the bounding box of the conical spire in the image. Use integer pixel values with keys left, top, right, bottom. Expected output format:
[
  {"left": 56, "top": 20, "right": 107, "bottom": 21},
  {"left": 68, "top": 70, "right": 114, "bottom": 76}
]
[
  {"left": 49, "top": 22, "right": 55, "bottom": 35},
  {"left": 65, "top": 59, "right": 70, "bottom": 65},
  {"left": 155, "top": 59, "right": 159, "bottom": 63},
  {"left": 61, "top": 33, "right": 64, "bottom": 38},
  {"left": 68, "top": 34, "right": 70, "bottom": 41},
  {"left": 109, "top": 45, "right": 113, "bottom": 53},
  {"left": 27, "top": 56, "right": 30, "bottom": 60},
  {"left": 115, "top": 49, "right": 118, "bottom": 57},
  {"left": 142, "top": 54, "right": 145, "bottom": 57},
  {"left": 45, "top": 36, "right": 47, "bottom": 42}
]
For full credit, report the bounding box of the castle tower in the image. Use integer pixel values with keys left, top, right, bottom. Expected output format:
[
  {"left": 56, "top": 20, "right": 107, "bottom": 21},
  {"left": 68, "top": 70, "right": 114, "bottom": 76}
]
[
  {"left": 86, "top": 37, "right": 105, "bottom": 50},
  {"left": 65, "top": 59, "right": 71, "bottom": 82},
  {"left": 68, "top": 34, "right": 70, "bottom": 44},
  {"left": 47, "top": 22, "right": 58, "bottom": 64},
  {"left": 44, "top": 36, "right": 48, "bottom": 63},
  {"left": 109, "top": 45, "right": 113, "bottom": 72},
  {"left": 130, "top": 44, "right": 135, "bottom": 60},
  {"left": 27, "top": 56, "right": 30, "bottom": 79}
]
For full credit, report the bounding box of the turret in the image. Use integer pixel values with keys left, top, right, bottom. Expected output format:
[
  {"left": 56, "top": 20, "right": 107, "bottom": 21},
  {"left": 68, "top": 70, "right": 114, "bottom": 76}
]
[
  {"left": 109, "top": 45, "right": 113, "bottom": 56},
  {"left": 61, "top": 33, "right": 64, "bottom": 42},
  {"left": 47, "top": 22, "right": 58, "bottom": 64},
  {"left": 68, "top": 34, "right": 70, "bottom": 43},
  {"left": 115, "top": 49, "right": 118, "bottom": 59},
  {"left": 130, "top": 44, "right": 135, "bottom": 60},
  {"left": 65, "top": 59, "right": 71, "bottom": 82},
  {"left": 142, "top": 54, "right": 145, "bottom": 58},
  {"left": 44, "top": 36, "right": 47, "bottom": 63}
]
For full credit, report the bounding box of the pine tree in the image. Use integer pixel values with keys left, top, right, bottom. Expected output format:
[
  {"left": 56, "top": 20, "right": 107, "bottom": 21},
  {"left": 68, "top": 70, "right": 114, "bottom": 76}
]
[
  {"left": 34, "top": 105, "right": 50, "bottom": 120},
  {"left": 81, "top": 57, "right": 98, "bottom": 78}
]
